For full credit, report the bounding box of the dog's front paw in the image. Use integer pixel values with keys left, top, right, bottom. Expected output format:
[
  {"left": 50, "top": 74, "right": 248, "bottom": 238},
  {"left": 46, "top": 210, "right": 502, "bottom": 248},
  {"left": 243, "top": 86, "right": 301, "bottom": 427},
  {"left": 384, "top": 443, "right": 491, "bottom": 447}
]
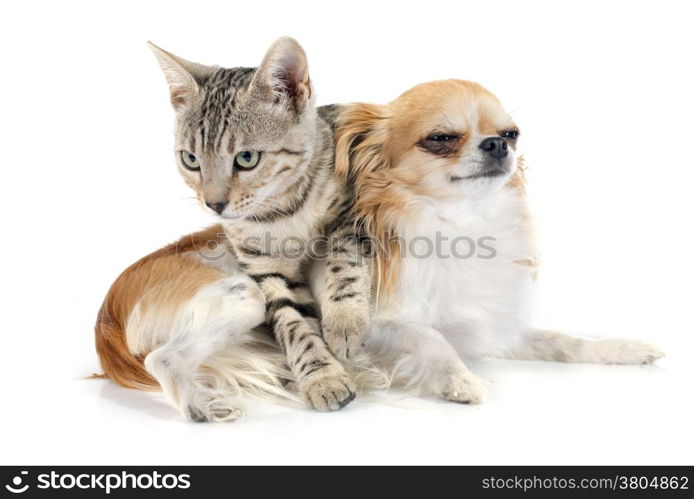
[
  {"left": 321, "top": 311, "right": 369, "bottom": 360},
  {"left": 596, "top": 339, "right": 665, "bottom": 365},
  {"left": 300, "top": 368, "right": 356, "bottom": 411},
  {"left": 438, "top": 370, "right": 487, "bottom": 404}
]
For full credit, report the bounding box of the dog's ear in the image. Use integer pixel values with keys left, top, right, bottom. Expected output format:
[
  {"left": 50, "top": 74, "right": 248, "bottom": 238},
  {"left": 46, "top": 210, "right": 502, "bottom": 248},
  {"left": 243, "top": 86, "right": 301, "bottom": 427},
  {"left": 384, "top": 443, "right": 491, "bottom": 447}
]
[
  {"left": 335, "top": 103, "right": 390, "bottom": 184},
  {"left": 335, "top": 102, "right": 400, "bottom": 298}
]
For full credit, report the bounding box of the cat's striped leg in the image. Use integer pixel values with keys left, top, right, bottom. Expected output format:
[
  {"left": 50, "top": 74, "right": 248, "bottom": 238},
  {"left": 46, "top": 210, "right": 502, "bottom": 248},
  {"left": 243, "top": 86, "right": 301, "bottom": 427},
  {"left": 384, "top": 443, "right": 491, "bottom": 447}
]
[
  {"left": 310, "top": 233, "right": 372, "bottom": 360},
  {"left": 247, "top": 269, "right": 356, "bottom": 411}
]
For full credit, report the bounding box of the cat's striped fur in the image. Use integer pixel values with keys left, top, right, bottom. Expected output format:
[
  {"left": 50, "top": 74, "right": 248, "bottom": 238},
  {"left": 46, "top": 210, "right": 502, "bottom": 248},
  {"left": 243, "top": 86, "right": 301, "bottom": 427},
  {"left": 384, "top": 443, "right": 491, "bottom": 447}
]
[{"left": 94, "top": 38, "right": 371, "bottom": 421}]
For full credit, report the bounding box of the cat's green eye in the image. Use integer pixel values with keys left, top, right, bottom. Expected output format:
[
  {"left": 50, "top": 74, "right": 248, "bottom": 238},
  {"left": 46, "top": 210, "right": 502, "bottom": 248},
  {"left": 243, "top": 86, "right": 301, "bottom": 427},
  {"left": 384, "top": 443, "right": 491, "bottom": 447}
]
[
  {"left": 181, "top": 151, "right": 201, "bottom": 171},
  {"left": 234, "top": 150, "right": 261, "bottom": 170}
]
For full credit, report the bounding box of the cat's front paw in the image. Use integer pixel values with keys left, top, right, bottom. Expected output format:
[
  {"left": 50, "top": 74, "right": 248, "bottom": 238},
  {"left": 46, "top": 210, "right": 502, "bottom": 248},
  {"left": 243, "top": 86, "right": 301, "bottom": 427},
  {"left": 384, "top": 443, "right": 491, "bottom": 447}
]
[
  {"left": 322, "top": 311, "right": 369, "bottom": 360},
  {"left": 300, "top": 368, "right": 356, "bottom": 411},
  {"left": 438, "top": 370, "right": 487, "bottom": 404}
]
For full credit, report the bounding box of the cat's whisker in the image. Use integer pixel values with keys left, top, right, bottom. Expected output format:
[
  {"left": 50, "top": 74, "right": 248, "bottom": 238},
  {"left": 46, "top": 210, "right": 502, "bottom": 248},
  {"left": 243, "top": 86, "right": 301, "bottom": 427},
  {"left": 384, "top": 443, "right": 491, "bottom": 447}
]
[{"left": 250, "top": 199, "right": 293, "bottom": 218}]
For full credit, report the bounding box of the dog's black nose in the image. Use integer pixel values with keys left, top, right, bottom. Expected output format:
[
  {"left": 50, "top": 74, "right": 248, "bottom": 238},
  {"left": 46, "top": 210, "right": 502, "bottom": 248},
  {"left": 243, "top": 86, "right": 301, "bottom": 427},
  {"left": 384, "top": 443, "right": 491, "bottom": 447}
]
[
  {"left": 479, "top": 137, "right": 508, "bottom": 160},
  {"left": 205, "top": 201, "right": 228, "bottom": 214}
]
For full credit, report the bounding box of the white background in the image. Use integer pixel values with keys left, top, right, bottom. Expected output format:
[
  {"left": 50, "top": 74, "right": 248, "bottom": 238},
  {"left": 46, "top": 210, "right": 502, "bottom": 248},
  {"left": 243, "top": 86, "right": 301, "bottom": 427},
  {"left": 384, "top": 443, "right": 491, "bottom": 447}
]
[{"left": 1, "top": 0, "right": 692, "bottom": 465}]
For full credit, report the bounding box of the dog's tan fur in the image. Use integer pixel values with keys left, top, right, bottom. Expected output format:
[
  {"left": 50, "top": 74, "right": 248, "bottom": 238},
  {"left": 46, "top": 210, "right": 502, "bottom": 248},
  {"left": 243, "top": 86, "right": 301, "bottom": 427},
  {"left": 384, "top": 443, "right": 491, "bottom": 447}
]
[
  {"left": 336, "top": 79, "right": 527, "bottom": 296},
  {"left": 335, "top": 80, "right": 663, "bottom": 403},
  {"left": 94, "top": 227, "right": 227, "bottom": 390}
]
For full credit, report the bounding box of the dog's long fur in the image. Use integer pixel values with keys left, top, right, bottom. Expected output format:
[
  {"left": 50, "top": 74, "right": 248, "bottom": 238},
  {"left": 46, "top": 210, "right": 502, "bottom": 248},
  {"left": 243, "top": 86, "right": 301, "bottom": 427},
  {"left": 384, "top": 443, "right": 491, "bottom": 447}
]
[
  {"left": 95, "top": 228, "right": 226, "bottom": 391},
  {"left": 95, "top": 226, "right": 300, "bottom": 420},
  {"left": 335, "top": 80, "right": 664, "bottom": 403}
]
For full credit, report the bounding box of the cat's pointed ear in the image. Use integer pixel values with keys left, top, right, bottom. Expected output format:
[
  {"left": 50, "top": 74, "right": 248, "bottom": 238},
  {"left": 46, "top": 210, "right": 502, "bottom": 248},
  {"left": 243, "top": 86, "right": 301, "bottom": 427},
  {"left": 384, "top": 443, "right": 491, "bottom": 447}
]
[
  {"left": 249, "top": 37, "right": 312, "bottom": 113},
  {"left": 147, "top": 42, "right": 212, "bottom": 111}
]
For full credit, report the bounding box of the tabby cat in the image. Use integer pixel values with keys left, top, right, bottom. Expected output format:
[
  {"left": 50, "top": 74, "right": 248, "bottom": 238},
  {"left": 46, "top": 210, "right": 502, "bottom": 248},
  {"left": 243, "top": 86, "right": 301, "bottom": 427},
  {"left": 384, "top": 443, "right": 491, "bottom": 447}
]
[{"left": 94, "top": 38, "right": 371, "bottom": 421}]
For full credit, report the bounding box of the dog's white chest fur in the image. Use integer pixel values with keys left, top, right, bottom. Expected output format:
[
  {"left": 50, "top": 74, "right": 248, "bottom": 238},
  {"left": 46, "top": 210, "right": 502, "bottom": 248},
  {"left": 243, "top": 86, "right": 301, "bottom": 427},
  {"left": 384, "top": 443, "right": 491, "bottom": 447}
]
[{"left": 378, "top": 186, "right": 537, "bottom": 357}]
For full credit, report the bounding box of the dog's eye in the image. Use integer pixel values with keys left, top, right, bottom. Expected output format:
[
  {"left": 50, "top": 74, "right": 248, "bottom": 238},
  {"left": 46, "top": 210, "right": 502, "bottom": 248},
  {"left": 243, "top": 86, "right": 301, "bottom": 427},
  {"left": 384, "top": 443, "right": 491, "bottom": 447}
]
[
  {"left": 181, "top": 151, "right": 201, "bottom": 171},
  {"left": 500, "top": 130, "right": 520, "bottom": 140},
  {"left": 427, "top": 133, "right": 460, "bottom": 142}
]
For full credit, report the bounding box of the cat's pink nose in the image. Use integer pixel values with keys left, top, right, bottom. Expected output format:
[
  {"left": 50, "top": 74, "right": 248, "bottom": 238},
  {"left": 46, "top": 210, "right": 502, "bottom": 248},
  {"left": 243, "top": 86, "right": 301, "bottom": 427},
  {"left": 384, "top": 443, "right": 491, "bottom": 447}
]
[{"left": 205, "top": 201, "right": 228, "bottom": 214}]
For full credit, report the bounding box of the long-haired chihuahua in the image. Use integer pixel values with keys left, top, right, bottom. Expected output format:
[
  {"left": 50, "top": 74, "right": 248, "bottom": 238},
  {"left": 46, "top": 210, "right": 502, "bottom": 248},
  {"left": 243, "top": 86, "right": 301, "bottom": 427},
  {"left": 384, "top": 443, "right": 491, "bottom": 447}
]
[{"left": 335, "top": 80, "right": 663, "bottom": 403}]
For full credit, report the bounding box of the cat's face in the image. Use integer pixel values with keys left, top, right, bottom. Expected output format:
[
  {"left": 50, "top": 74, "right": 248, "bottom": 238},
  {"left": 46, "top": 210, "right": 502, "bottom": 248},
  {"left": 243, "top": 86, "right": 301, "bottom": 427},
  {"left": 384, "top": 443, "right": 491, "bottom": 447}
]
[{"left": 150, "top": 38, "right": 316, "bottom": 220}]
